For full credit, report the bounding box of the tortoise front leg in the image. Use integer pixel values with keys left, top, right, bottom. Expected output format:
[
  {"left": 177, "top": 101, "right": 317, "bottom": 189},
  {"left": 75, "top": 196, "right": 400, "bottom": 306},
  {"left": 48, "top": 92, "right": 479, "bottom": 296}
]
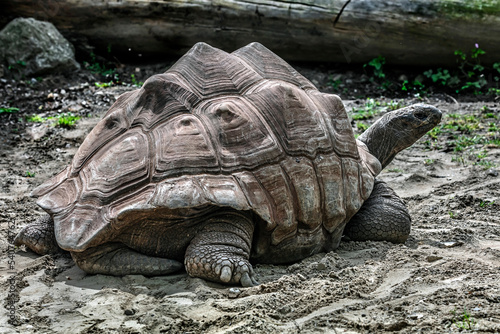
[
  {"left": 14, "top": 214, "right": 60, "bottom": 255},
  {"left": 343, "top": 179, "right": 411, "bottom": 243},
  {"left": 71, "top": 243, "right": 183, "bottom": 276},
  {"left": 184, "top": 210, "right": 258, "bottom": 287}
]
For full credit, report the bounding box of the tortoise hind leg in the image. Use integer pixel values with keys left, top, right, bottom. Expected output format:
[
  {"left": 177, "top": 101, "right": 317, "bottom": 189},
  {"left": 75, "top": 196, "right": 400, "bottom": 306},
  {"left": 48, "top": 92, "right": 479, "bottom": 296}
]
[
  {"left": 184, "top": 210, "right": 258, "bottom": 287},
  {"left": 14, "top": 214, "right": 60, "bottom": 255},
  {"left": 71, "top": 243, "right": 183, "bottom": 276},
  {"left": 344, "top": 179, "right": 411, "bottom": 243}
]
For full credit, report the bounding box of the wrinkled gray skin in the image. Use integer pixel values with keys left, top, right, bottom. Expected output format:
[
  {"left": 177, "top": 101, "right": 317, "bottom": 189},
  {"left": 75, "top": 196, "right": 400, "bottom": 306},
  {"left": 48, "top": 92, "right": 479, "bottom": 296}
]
[{"left": 15, "top": 104, "right": 442, "bottom": 287}]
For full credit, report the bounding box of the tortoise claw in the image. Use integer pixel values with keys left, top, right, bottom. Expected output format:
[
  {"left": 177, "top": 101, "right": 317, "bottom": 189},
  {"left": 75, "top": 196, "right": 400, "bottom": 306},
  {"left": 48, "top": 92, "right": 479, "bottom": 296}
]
[{"left": 220, "top": 266, "right": 232, "bottom": 283}]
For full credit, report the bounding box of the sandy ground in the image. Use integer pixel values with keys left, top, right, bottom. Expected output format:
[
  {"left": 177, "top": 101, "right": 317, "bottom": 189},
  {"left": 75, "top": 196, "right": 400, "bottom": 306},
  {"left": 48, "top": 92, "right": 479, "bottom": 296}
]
[{"left": 0, "top": 71, "right": 499, "bottom": 333}]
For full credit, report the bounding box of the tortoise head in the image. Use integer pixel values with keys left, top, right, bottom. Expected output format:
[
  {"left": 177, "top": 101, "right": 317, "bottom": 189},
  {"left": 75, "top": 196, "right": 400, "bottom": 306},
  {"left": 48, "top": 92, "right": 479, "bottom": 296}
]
[{"left": 357, "top": 104, "right": 442, "bottom": 169}]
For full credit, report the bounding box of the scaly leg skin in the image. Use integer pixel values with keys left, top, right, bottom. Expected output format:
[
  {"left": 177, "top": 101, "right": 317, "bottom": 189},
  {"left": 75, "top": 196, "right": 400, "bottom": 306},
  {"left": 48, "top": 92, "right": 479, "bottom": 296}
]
[
  {"left": 14, "top": 214, "right": 60, "bottom": 255},
  {"left": 71, "top": 243, "right": 183, "bottom": 276},
  {"left": 184, "top": 210, "right": 258, "bottom": 287},
  {"left": 344, "top": 179, "right": 411, "bottom": 243}
]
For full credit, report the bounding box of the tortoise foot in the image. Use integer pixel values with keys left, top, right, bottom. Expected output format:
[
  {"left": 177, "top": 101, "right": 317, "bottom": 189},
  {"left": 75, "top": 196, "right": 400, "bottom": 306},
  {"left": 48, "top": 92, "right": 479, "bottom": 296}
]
[
  {"left": 71, "top": 243, "right": 183, "bottom": 276},
  {"left": 14, "top": 214, "right": 60, "bottom": 255},
  {"left": 344, "top": 179, "right": 411, "bottom": 243},
  {"left": 184, "top": 211, "right": 258, "bottom": 287}
]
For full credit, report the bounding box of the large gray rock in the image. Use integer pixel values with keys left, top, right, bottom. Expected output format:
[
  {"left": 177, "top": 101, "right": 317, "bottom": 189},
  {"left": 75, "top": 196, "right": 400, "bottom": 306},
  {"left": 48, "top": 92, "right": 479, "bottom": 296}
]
[{"left": 0, "top": 17, "right": 80, "bottom": 77}]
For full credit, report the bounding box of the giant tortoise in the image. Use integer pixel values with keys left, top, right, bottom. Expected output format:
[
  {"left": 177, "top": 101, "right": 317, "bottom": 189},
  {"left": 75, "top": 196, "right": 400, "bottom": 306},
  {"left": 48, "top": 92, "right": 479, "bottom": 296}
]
[{"left": 15, "top": 42, "right": 442, "bottom": 286}]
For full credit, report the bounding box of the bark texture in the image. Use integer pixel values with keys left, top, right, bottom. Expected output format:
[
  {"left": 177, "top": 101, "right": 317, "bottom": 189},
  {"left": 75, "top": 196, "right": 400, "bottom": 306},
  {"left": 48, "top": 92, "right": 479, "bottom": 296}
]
[{"left": 2, "top": 0, "right": 499, "bottom": 65}]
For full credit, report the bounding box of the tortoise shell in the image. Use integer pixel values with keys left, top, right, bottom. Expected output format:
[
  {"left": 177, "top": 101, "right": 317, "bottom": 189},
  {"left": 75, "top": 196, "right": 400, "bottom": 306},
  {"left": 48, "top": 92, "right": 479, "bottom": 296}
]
[{"left": 31, "top": 42, "right": 381, "bottom": 257}]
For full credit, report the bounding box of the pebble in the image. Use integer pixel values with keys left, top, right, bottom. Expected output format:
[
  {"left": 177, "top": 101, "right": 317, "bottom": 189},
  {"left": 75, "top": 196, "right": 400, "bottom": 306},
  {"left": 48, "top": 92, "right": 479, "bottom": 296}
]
[
  {"left": 487, "top": 168, "right": 498, "bottom": 177},
  {"left": 441, "top": 241, "right": 462, "bottom": 248},
  {"left": 426, "top": 255, "right": 443, "bottom": 262},
  {"left": 228, "top": 287, "right": 241, "bottom": 299},
  {"left": 407, "top": 313, "right": 423, "bottom": 320},
  {"left": 297, "top": 273, "right": 307, "bottom": 281},
  {"left": 316, "top": 262, "right": 327, "bottom": 270},
  {"left": 124, "top": 309, "right": 135, "bottom": 316}
]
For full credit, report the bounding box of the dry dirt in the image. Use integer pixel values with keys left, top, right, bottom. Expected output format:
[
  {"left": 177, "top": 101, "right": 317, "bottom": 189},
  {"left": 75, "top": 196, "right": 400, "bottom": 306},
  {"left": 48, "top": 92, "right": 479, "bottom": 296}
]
[{"left": 0, "top": 65, "right": 499, "bottom": 334}]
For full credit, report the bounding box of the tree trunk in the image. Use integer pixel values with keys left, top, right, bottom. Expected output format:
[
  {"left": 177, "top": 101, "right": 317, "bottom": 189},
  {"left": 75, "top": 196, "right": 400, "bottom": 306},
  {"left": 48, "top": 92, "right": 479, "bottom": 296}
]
[{"left": 2, "top": 0, "right": 499, "bottom": 66}]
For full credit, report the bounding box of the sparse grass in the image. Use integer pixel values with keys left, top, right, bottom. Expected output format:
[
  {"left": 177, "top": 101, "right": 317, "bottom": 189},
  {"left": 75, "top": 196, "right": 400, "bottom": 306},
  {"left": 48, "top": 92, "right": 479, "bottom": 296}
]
[
  {"left": 130, "top": 74, "right": 144, "bottom": 87},
  {"left": 450, "top": 135, "right": 484, "bottom": 152},
  {"left": 0, "top": 107, "right": 19, "bottom": 114},
  {"left": 479, "top": 200, "right": 495, "bottom": 208},
  {"left": 26, "top": 115, "right": 46, "bottom": 123},
  {"left": 350, "top": 99, "right": 405, "bottom": 120},
  {"left": 356, "top": 121, "right": 369, "bottom": 133},
  {"left": 25, "top": 171, "right": 35, "bottom": 178},
  {"left": 444, "top": 114, "right": 481, "bottom": 134},
  {"left": 451, "top": 308, "right": 476, "bottom": 330},
  {"left": 427, "top": 126, "right": 443, "bottom": 140},
  {"left": 55, "top": 114, "right": 81, "bottom": 128},
  {"left": 95, "top": 81, "right": 114, "bottom": 88},
  {"left": 26, "top": 113, "right": 81, "bottom": 128},
  {"left": 84, "top": 52, "right": 116, "bottom": 77}
]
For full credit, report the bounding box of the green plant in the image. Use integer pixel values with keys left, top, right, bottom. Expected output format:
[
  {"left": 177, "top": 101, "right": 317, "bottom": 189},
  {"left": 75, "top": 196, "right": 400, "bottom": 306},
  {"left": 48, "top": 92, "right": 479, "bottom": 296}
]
[
  {"left": 454, "top": 44, "right": 490, "bottom": 93},
  {"left": 95, "top": 81, "right": 114, "bottom": 88},
  {"left": 424, "top": 159, "right": 435, "bottom": 165},
  {"left": 488, "top": 122, "right": 499, "bottom": 132},
  {"left": 25, "top": 171, "right": 35, "bottom": 178},
  {"left": 55, "top": 113, "right": 81, "bottom": 129},
  {"left": 423, "top": 68, "right": 460, "bottom": 86},
  {"left": 444, "top": 114, "right": 481, "bottom": 134},
  {"left": 427, "top": 125, "right": 443, "bottom": 140},
  {"left": 356, "top": 121, "right": 368, "bottom": 133},
  {"left": 8, "top": 60, "right": 26, "bottom": 73},
  {"left": 26, "top": 113, "right": 81, "bottom": 128},
  {"left": 401, "top": 80, "right": 426, "bottom": 94},
  {"left": 351, "top": 98, "right": 381, "bottom": 120},
  {"left": 0, "top": 107, "right": 19, "bottom": 114},
  {"left": 131, "top": 74, "right": 144, "bottom": 87},
  {"left": 451, "top": 155, "right": 466, "bottom": 165},
  {"left": 26, "top": 115, "right": 47, "bottom": 123},
  {"left": 450, "top": 135, "right": 484, "bottom": 152},
  {"left": 364, "top": 56, "right": 386, "bottom": 79},
  {"left": 84, "top": 52, "right": 116, "bottom": 77},
  {"left": 479, "top": 200, "right": 495, "bottom": 207},
  {"left": 328, "top": 77, "right": 343, "bottom": 91},
  {"left": 384, "top": 100, "right": 403, "bottom": 111},
  {"left": 451, "top": 308, "right": 476, "bottom": 330},
  {"left": 488, "top": 87, "right": 500, "bottom": 95}
]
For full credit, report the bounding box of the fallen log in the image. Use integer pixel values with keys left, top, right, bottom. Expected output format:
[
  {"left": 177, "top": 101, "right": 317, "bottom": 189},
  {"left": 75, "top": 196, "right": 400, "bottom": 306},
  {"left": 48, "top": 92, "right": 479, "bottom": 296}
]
[{"left": 2, "top": 0, "right": 499, "bottom": 66}]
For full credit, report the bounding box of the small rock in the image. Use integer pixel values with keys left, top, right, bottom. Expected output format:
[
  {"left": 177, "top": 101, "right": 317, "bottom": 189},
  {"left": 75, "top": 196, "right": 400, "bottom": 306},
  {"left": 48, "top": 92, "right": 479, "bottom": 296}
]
[
  {"left": 316, "top": 262, "right": 327, "bottom": 270},
  {"left": 407, "top": 313, "right": 423, "bottom": 320},
  {"left": 426, "top": 255, "right": 443, "bottom": 262},
  {"left": 0, "top": 18, "right": 80, "bottom": 77},
  {"left": 124, "top": 309, "right": 135, "bottom": 316},
  {"left": 487, "top": 168, "right": 498, "bottom": 177},
  {"left": 385, "top": 320, "right": 408, "bottom": 331},
  {"left": 441, "top": 241, "right": 462, "bottom": 248},
  {"left": 297, "top": 273, "right": 307, "bottom": 281},
  {"left": 228, "top": 287, "right": 241, "bottom": 299}
]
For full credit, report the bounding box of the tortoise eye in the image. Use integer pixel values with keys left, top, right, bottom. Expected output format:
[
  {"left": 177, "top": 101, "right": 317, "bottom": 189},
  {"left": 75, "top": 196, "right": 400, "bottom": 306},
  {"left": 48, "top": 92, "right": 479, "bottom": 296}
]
[
  {"left": 180, "top": 119, "right": 191, "bottom": 126},
  {"left": 105, "top": 116, "right": 119, "bottom": 129}
]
